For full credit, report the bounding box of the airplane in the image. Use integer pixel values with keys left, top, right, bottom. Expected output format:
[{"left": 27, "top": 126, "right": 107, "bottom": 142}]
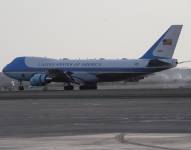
[{"left": 2, "top": 25, "right": 182, "bottom": 90}]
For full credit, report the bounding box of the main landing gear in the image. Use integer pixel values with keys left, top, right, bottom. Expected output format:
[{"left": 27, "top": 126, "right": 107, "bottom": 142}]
[
  {"left": 18, "top": 80, "right": 24, "bottom": 91},
  {"left": 79, "top": 84, "right": 97, "bottom": 90},
  {"left": 63, "top": 83, "right": 98, "bottom": 90},
  {"left": 64, "top": 83, "right": 74, "bottom": 90}
]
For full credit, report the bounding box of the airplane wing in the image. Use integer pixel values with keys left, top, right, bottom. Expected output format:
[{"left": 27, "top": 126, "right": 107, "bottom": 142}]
[
  {"left": 47, "top": 69, "right": 98, "bottom": 85},
  {"left": 47, "top": 69, "right": 78, "bottom": 84}
]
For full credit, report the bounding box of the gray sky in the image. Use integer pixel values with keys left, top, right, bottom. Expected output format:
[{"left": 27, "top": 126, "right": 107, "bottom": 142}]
[{"left": 0, "top": 0, "right": 191, "bottom": 70}]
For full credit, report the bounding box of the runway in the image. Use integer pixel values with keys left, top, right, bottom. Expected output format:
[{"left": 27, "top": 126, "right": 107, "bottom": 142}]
[
  {"left": 0, "top": 88, "right": 191, "bottom": 137},
  {"left": 0, "top": 88, "right": 191, "bottom": 99},
  {"left": 1, "top": 133, "right": 191, "bottom": 150}
]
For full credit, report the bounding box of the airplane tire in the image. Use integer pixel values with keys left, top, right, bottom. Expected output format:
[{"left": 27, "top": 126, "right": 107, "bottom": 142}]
[
  {"left": 18, "top": 86, "right": 24, "bottom": 91},
  {"left": 80, "top": 84, "right": 97, "bottom": 90},
  {"left": 64, "top": 85, "right": 74, "bottom": 90}
]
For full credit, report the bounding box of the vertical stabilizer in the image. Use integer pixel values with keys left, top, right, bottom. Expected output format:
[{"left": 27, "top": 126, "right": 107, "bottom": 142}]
[{"left": 141, "top": 25, "right": 182, "bottom": 59}]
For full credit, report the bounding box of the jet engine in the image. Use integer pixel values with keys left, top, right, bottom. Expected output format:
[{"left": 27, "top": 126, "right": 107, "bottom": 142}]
[{"left": 30, "top": 74, "right": 52, "bottom": 86}]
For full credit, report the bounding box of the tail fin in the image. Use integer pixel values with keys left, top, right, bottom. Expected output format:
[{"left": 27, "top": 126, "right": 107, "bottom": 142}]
[{"left": 141, "top": 25, "right": 182, "bottom": 59}]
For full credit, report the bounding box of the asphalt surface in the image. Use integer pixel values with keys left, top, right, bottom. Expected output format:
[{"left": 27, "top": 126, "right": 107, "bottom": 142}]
[
  {"left": 1, "top": 88, "right": 191, "bottom": 99},
  {"left": 0, "top": 89, "right": 191, "bottom": 137},
  {"left": 2, "top": 133, "right": 191, "bottom": 150}
]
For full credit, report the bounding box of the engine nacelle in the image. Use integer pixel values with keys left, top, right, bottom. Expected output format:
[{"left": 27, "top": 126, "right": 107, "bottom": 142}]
[{"left": 30, "top": 74, "right": 51, "bottom": 86}]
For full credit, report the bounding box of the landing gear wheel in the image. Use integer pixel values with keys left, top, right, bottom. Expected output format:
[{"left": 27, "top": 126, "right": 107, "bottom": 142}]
[
  {"left": 80, "top": 84, "right": 97, "bottom": 90},
  {"left": 64, "top": 85, "right": 74, "bottom": 90},
  {"left": 18, "top": 85, "right": 24, "bottom": 91},
  {"left": 18, "top": 80, "right": 24, "bottom": 91}
]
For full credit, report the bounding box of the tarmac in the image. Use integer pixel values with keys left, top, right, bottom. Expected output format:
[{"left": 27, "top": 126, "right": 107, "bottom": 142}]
[
  {"left": 0, "top": 88, "right": 191, "bottom": 99},
  {"left": 0, "top": 88, "right": 191, "bottom": 149},
  {"left": 0, "top": 88, "right": 191, "bottom": 137},
  {"left": 1, "top": 133, "right": 191, "bottom": 150}
]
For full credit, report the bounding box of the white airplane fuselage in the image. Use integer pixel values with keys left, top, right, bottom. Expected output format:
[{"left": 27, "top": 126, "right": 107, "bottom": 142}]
[{"left": 3, "top": 57, "right": 177, "bottom": 82}]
